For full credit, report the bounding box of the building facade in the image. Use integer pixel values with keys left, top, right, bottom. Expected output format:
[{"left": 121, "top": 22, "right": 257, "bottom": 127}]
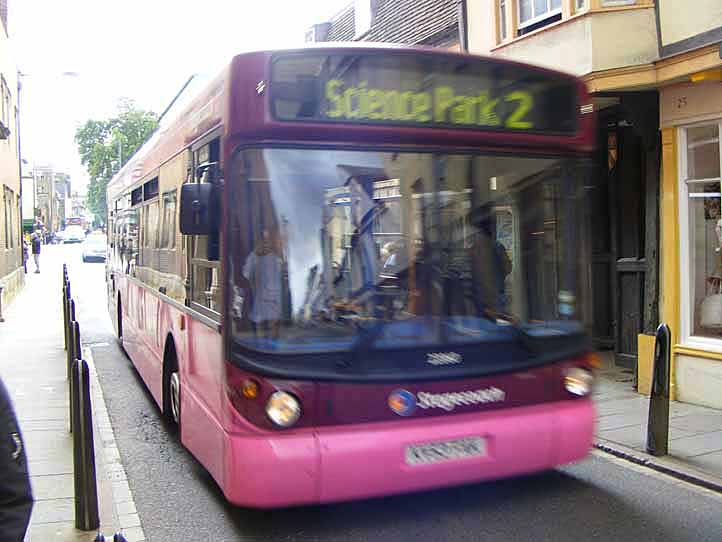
[
  {"left": 655, "top": 2, "right": 722, "bottom": 409},
  {"left": 32, "top": 165, "right": 70, "bottom": 233},
  {"left": 466, "top": 0, "right": 722, "bottom": 407},
  {"left": 307, "top": 0, "right": 462, "bottom": 49},
  {"left": 0, "top": 0, "right": 23, "bottom": 306}
]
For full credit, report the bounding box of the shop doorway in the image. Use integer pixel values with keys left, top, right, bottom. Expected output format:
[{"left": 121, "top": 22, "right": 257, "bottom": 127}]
[{"left": 588, "top": 93, "right": 660, "bottom": 370}]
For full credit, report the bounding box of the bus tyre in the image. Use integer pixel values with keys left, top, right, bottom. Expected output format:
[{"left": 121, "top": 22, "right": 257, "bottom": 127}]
[{"left": 163, "top": 342, "right": 181, "bottom": 434}]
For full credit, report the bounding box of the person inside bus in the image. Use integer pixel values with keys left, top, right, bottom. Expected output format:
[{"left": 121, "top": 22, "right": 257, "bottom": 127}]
[
  {"left": 469, "top": 206, "right": 512, "bottom": 319},
  {"left": 243, "top": 229, "right": 283, "bottom": 340}
]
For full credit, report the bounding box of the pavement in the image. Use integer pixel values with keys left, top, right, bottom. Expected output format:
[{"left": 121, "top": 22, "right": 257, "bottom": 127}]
[
  {"left": 594, "top": 354, "right": 722, "bottom": 490},
  {"left": 0, "top": 245, "right": 145, "bottom": 542}
]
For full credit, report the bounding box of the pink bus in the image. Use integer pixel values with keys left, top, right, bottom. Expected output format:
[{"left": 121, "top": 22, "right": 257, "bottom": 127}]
[{"left": 106, "top": 45, "right": 597, "bottom": 508}]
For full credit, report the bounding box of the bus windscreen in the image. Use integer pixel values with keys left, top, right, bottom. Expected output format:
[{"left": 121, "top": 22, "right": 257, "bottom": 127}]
[{"left": 270, "top": 52, "right": 578, "bottom": 135}]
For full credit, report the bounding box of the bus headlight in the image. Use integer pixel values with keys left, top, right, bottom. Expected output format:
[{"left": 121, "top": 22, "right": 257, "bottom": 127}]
[
  {"left": 565, "top": 367, "right": 594, "bottom": 397},
  {"left": 266, "top": 391, "right": 301, "bottom": 428}
]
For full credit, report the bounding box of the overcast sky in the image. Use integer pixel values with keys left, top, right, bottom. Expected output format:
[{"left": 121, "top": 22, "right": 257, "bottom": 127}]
[{"left": 10, "top": 0, "right": 349, "bottom": 193}]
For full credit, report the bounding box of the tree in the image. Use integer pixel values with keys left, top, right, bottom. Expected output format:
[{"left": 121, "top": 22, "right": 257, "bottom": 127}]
[{"left": 75, "top": 98, "right": 158, "bottom": 224}]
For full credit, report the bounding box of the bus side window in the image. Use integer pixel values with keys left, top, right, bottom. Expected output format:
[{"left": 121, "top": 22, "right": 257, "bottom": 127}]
[{"left": 189, "top": 138, "right": 222, "bottom": 316}]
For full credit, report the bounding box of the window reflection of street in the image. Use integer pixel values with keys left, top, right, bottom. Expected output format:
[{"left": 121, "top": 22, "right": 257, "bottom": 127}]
[{"left": 229, "top": 148, "right": 584, "bottom": 353}]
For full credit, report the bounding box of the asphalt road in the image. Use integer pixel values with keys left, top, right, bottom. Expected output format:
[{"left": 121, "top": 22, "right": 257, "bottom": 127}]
[{"left": 54, "top": 244, "right": 722, "bottom": 542}]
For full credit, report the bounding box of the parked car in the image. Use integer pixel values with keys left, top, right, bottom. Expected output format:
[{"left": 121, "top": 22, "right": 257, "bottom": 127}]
[
  {"left": 63, "top": 226, "right": 86, "bottom": 244},
  {"left": 81, "top": 235, "right": 107, "bottom": 262}
]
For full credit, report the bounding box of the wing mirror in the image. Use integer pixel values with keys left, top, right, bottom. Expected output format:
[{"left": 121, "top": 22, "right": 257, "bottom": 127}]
[{"left": 180, "top": 182, "right": 218, "bottom": 235}]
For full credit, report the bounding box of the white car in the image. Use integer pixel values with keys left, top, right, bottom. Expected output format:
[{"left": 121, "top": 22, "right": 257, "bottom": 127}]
[
  {"left": 81, "top": 235, "right": 107, "bottom": 262},
  {"left": 63, "top": 226, "right": 86, "bottom": 244}
]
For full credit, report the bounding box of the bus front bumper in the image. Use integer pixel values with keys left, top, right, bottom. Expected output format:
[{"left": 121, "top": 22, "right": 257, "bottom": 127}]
[{"left": 223, "top": 398, "right": 594, "bottom": 508}]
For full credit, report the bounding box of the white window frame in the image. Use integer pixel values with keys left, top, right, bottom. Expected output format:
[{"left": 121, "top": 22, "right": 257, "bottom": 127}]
[
  {"left": 499, "top": 0, "right": 508, "bottom": 41},
  {"left": 601, "top": 0, "right": 636, "bottom": 6},
  {"left": 678, "top": 120, "right": 722, "bottom": 351},
  {"left": 517, "top": 0, "right": 562, "bottom": 30}
]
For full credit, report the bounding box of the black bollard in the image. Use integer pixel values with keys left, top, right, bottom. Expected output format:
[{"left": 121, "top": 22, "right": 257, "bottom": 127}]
[
  {"left": 63, "top": 284, "right": 69, "bottom": 351},
  {"left": 646, "top": 323, "right": 671, "bottom": 456},
  {"left": 69, "top": 320, "right": 80, "bottom": 434},
  {"left": 67, "top": 300, "right": 76, "bottom": 382},
  {"left": 72, "top": 359, "right": 100, "bottom": 531}
]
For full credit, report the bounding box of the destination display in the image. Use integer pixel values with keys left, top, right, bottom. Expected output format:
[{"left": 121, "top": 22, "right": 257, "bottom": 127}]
[{"left": 270, "top": 53, "right": 578, "bottom": 134}]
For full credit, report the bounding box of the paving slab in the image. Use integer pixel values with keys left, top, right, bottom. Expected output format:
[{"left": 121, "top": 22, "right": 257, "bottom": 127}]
[
  {"left": 670, "top": 431, "right": 722, "bottom": 458},
  {"left": 687, "top": 450, "right": 722, "bottom": 474},
  {"left": 30, "top": 474, "right": 75, "bottom": 500}
]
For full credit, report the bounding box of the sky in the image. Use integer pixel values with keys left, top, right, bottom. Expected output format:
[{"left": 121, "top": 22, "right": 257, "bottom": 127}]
[{"left": 10, "top": 0, "right": 350, "bottom": 194}]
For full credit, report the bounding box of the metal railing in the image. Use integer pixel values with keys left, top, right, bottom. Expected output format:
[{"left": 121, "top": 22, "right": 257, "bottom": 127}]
[{"left": 62, "top": 264, "right": 100, "bottom": 531}]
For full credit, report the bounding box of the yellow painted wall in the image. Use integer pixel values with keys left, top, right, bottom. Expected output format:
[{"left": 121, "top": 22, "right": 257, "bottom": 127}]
[
  {"left": 658, "top": 0, "right": 722, "bottom": 47},
  {"left": 468, "top": 5, "right": 658, "bottom": 78},
  {"left": 660, "top": 81, "right": 722, "bottom": 128},
  {"left": 660, "top": 127, "right": 679, "bottom": 400},
  {"left": 590, "top": 9, "right": 659, "bottom": 72},
  {"left": 637, "top": 333, "right": 655, "bottom": 396},
  {"left": 491, "top": 16, "right": 594, "bottom": 75}
]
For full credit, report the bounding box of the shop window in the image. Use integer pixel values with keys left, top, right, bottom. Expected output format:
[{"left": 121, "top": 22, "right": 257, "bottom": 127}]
[
  {"left": 518, "top": 0, "right": 562, "bottom": 34},
  {"left": 682, "top": 123, "right": 722, "bottom": 340}
]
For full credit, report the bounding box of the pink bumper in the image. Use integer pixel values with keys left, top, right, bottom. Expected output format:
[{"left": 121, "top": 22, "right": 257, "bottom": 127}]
[{"left": 222, "top": 399, "right": 594, "bottom": 508}]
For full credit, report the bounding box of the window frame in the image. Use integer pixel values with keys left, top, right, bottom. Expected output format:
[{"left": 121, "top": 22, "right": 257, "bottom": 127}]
[
  {"left": 499, "top": 0, "right": 508, "bottom": 41},
  {"left": 678, "top": 120, "right": 722, "bottom": 351},
  {"left": 600, "top": 0, "right": 636, "bottom": 7},
  {"left": 517, "top": 0, "right": 562, "bottom": 30}
]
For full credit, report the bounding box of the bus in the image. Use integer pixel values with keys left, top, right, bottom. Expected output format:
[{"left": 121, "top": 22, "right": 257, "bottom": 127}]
[{"left": 106, "top": 45, "right": 596, "bottom": 508}]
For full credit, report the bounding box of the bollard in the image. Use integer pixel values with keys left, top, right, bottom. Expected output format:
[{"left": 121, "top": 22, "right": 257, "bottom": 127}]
[
  {"left": 646, "top": 323, "right": 671, "bottom": 456},
  {"left": 67, "top": 300, "right": 76, "bottom": 381},
  {"left": 69, "top": 319, "right": 80, "bottom": 434},
  {"left": 72, "top": 358, "right": 100, "bottom": 531},
  {"left": 63, "top": 282, "right": 69, "bottom": 351},
  {"left": 0, "top": 285, "right": 4, "bottom": 323}
]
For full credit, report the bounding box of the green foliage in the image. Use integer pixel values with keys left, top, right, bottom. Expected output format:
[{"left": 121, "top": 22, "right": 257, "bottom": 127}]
[{"left": 75, "top": 98, "right": 158, "bottom": 224}]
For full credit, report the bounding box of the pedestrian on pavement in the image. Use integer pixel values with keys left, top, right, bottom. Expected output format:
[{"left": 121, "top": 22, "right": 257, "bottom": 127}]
[
  {"left": 30, "top": 232, "right": 41, "bottom": 274},
  {"left": 0, "top": 377, "right": 33, "bottom": 542}
]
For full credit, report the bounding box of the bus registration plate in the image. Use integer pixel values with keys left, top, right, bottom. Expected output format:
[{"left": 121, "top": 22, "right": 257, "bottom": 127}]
[{"left": 405, "top": 437, "right": 486, "bottom": 466}]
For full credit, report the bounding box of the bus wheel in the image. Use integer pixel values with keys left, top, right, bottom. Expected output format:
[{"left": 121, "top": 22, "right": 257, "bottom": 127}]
[{"left": 163, "top": 341, "right": 181, "bottom": 432}]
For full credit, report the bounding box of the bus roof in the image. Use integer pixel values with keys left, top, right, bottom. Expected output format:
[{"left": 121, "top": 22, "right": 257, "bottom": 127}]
[{"left": 107, "top": 45, "right": 593, "bottom": 203}]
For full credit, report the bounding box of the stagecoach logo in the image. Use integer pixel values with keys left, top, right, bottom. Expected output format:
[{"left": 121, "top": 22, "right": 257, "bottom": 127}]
[
  {"left": 388, "top": 389, "right": 417, "bottom": 417},
  {"left": 426, "top": 352, "right": 462, "bottom": 366},
  {"left": 388, "top": 387, "right": 506, "bottom": 416}
]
